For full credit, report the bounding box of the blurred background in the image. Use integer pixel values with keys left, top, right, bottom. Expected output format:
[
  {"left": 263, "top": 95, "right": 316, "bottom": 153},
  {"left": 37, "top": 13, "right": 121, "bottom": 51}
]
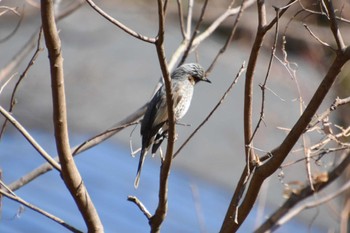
[{"left": 1, "top": 0, "right": 349, "bottom": 232}]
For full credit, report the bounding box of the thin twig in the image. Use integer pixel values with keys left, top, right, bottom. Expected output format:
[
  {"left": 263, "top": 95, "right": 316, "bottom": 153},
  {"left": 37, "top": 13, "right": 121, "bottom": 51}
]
[
  {"left": 73, "top": 121, "right": 140, "bottom": 155},
  {"left": 127, "top": 196, "right": 152, "bottom": 220},
  {"left": 255, "top": 152, "right": 350, "bottom": 233},
  {"left": 85, "top": 0, "right": 156, "bottom": 44},
  {"left": 168, "top": 0, "right": 256, "bottom": 70},
  {"left": 190, "top": 184, "right": 208, "bottom": 233},
  {"left": 250, "top": 6, "right": 280, "bottom": 146},
  {"left": 308, "top": 96, "right": 350, "bottom": 131},
  {"left": 193, "top": 0, "right": 256, "bottom": 46},
  {"left": 303, "top": 24, "right": 334, "bottom": 50},
  {"left": 275, "top": 181, "right": 350, "bottom": 231},
  {"left": 220, "top": 1, "right": 334, "bottom": 231},
  {"left": 178, "top": 0, "right": 208, "bottom": 67},
  {"left": 8, "top": 106, "right": 146, "bottom": 192},
  {"left": 0, "top": 29, "right": 44, "bottom": 140},
  {"left": 176, "top": 0, "right": 186, "bottom": 39},
  {"left": 173, "top": 62, "right": 245, "bottom": 158},
  {"left": 206, "top": 0, "right": 246, "bottom": 75},
  {"left": 0, "top": 0, "right": 84, "bottom": 83},
  {"left": 0, "top": 73, "right": 16, "bottom": 95},
  {"left": 0, "top": 106, "right": 61, "bottom": 171},
  {"left": 0, "top": 181, "right": 82, "bottom": 233},
  {"left": 185, "top": 0, "right": 194, "bottom": 38},
  {"left": 0, "top": 5, "right": 24, "bottom": 43}
]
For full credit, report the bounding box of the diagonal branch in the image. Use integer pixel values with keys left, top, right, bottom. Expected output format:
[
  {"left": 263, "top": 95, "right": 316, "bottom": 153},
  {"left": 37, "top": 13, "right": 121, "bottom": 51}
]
[
  {"left": 0, "top": 29, "right": 43, "bottom": 140},
  {"left": 0, "top": 181, "right": 82, "bottom": 233},
  {"left": 323, "top": 0, "right": 345, "bottom": 51},
  {"left": 225, "top": 45, "right": 350, "bottom": 233},
  {"left": 173, "top": 62, "right": 245, "bottom": 158},
  {"left": 207, "top": 0, "right": 246, "bottom": 74},
  {"left": 0, "top": 0, "right": 84, "bottom": 83},
  {"left": 220, "top": 1, "right": 348, "bottom": 232},
  {"left": 0, "top": 105, "right": 61, "bottom": 171},
  {"left": 8, "top": 105, "right": 146, "bottom": 191},
  {"left": 85, "top": 0, "right": 156, "bottom": 44},
  {"left": 255, "top": 152, "right": 350, "bottom": 232}
]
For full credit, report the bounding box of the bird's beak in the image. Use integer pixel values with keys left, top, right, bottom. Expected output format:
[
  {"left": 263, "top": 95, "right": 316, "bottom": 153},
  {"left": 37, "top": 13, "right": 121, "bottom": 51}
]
[{"left": 203, "top": 77, "right": 211, "bottom": 83}]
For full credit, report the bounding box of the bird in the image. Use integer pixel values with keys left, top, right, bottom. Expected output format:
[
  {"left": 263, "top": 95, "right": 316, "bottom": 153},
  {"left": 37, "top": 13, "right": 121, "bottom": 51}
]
[{"left": 134, "top": 63, "right": 211, "bottom": 188}]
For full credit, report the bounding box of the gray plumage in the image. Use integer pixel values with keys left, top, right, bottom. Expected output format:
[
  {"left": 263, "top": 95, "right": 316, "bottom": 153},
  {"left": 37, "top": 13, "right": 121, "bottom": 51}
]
[{"left": 134, "top": 63, "right": 210, "bottom": 188}]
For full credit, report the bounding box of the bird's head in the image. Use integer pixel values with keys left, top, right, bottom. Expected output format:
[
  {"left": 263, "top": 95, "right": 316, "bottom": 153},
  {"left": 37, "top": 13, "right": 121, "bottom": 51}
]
[{"left": 172, "top": 63, "right": 211, "bottom": 84}]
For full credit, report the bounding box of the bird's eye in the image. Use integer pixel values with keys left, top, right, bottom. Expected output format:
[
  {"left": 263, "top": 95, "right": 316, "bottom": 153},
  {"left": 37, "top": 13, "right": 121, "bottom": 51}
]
[{"left": 188, "top": 76, "right": 196, "bottom": 84}]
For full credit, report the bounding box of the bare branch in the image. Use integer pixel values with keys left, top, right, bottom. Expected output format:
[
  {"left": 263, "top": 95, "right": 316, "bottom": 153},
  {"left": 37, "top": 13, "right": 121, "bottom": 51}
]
[
  {"left": 207, "top": 0, "right": 246, "bottom": 74},
  {"left": 193, "top": 0, "right": 256, "bottom": 46},
  {"left": 251, "top": 6, "right": 280, "bottom": 146},
  {"left": 185, "top": 0, "right": 194, "bottom": 38},
  {"left": 176, "top": 0, "right": 186, "bottom": 38},
  {"left": 41, "top": 0, "right": 102, "bottom": 231},
  {"left": 0, "top": 5, "right": 24, "bottom": 43},
  {"left": 303, "top": 24, "right": 334, "bottom": 50},
  {"left": 241, "top": 42, "right": 350, "bottom": 233},
  {"left": 168, "top": 0, "right": 256, "bottom": 70},
  {"left": 221, "top": 2, "right": 350, "bottom": 232},
  {"left": 243, "top": 0, "right": 267, "bottom": 167},
  {"left": 255, "top": 152, "right": 350, "bottom": 232},
  {"left": 173, "top": 62, "right": 245, "bottom": 158},
  {"left": 0, "top": 181, "right": 82, "bottom": 233},
  {"left": 8, "top": 103, "right": 147, "bottom": 192},
  {"left": 0, "top": 0, "right": 84, "bottom": 83},
  {"left": 323, "top": 0, "right": 346, "bottom": 51},
  {"left": 0, "top": 106, "right": 61, "bottom": 171},
  {"left": 308, "top": 96, "right": 350, "bottom": 131},
  {"left": 85, "top": 0, "right": 156, "bottom": 44},
  {"left": 127, "top": 196, "right": 152, "bottom": 220},
  {"left": 149, "top": 0, "right": 175, "bottom": 232},
  {"left": 0, "top": 29, "right": 44, "bottom": 140},
  {"left": 178, "top": 0, "right": 208, "bottom": 67}
]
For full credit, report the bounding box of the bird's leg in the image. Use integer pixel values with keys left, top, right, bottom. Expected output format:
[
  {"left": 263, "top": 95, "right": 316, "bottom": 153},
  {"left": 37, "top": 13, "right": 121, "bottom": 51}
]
[
  {"left": 159, "top": 147, "right": 164, "bottom": 162},
  {"left": 176, "top": 122, "right": 191, "bottom": 127},
  {"left": 129, "top": 123, "right": 140, "bottom": 157},
  {"left": 129, "top": 138, "right": 141, "bottom": 157},
  {"left": 130, "top": 147, "right": 141, "bottom": 157}
]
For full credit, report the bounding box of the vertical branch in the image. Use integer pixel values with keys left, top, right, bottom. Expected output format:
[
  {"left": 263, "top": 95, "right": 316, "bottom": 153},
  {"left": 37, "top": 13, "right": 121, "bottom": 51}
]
[
  {"left": 185, "top": 0, "right": 194, "bottom": 38},
  {"left": 221, "top": 1, "right": 315, "bottom": 232},
  {"left": 40, "top": 0, "right": 103, "bottom": 232},
  {"left": 178, "top": 0, "right": 208, "bottom": 67},
  {"left": 176, "top": 0, "right": 186, "bottom": 38},
  {"left": 244, "top": 0, "right": 267, "bottom": 166},
  {"left": 323, "top": 0, "right": 345, "bottom": 51},
  {"left": 151, "top": 0, "right": 174, "bottom": 232},
  {"left": 241, "top": 46, "right": 350, "bottom": 233},
  {"left": 249, "top": 6, "right": 280, "bottom": 141}
]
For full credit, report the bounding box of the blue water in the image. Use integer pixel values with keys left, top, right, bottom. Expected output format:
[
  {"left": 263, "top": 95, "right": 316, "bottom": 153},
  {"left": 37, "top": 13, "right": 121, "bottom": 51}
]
[{"left": 0, "top": 131, "right": 322, "bottom": 232}]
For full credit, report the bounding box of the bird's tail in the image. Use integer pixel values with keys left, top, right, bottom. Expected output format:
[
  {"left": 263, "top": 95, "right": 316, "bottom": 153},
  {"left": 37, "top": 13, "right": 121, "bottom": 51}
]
[{"left": 134, "top": 149, "right": 147, "bottom": 188}]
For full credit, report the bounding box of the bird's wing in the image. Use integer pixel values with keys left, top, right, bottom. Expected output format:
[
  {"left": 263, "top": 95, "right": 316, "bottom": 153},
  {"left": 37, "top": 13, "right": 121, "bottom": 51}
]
[{"left": 141, "top": 87, "right": 167, "bottom": 145}]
